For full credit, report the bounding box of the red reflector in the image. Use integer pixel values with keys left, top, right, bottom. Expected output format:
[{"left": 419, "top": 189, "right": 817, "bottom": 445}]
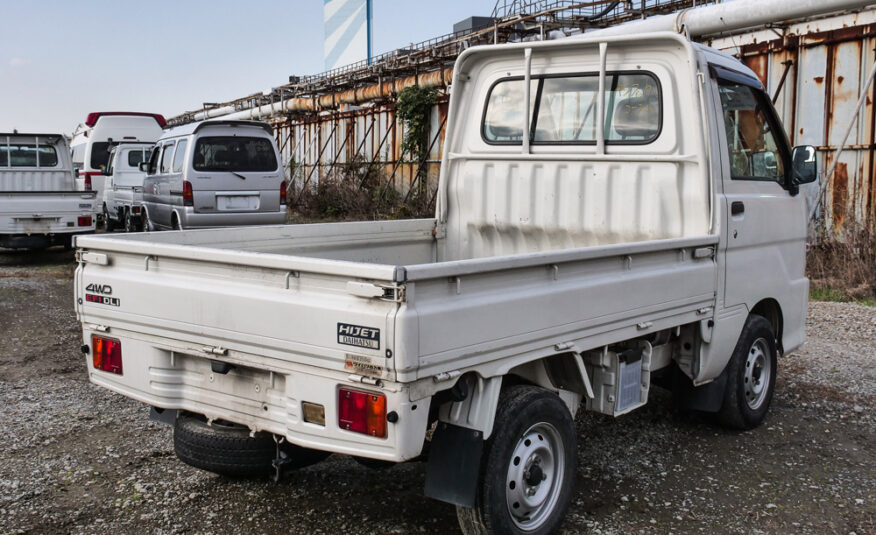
[
  {"left": 280, "top": 180, "right": 287, "bottom": 206},
  {"left": 338, "top": 388, "right": 387, "bottom": 438},
  {"left": 182, "top": 180, "right": 193, "bottom": 207},
  {"left": 92, "top": 335, "right": 123, "bottom": 375},
  {"left": 78, "top": 216, "right": 92, "bottom": 227}
]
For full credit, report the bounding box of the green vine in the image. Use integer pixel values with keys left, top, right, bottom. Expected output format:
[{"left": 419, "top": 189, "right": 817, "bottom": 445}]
[{"left": 396, "top": 85, "right": 437, "bottom": 163}]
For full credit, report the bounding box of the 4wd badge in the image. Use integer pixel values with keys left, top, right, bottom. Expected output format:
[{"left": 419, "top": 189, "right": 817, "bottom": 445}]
[{"left": 337, "top": 323, "right": 380, "bottom": 350}]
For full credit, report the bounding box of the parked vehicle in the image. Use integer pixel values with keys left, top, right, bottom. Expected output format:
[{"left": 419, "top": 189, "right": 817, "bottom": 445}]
[
  {"left": 137, "top": 120, "right": 287, "bottom": 231},
  {"left": 70, "top": 112, "right": 165, "bottom": 206},
  {"left": 75, "top": 33, "right": 816, "bottom": 534},
  {"left": 102, "top": 143, "right": 153, "bottom": 232},
  {"left": 1, "top": 133, "right": 96, "bottom": 249}
]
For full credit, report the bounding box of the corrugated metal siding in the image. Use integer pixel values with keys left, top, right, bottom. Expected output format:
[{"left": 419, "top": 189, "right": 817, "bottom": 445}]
[{"left": 708, "top": 10, "right": 876, "bottom": 232}]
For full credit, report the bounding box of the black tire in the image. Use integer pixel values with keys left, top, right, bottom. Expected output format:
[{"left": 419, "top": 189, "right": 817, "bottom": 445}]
[
  {"left": 142, "top": 209, "right": 154, "bottom": 232},
  {"left": 173, "top": 412, "right": 329, "bottom": 478},
  {"left": 456, "top": 386, "right": 576, "bottom": 535},
  {"left": 171, "top": 213, "right": 181, "bottom": 231},
  {"left": 716, "top": 314, "right": 777, "bottom": 430},
  {"left": 124, "top": 211, "right": 137, "bottom": 233},
  {"left": 104, "top": 205, "right": 116, "bottom": 232}
]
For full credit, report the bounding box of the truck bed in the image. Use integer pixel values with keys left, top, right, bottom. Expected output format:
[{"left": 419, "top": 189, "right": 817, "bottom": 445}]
[{"left": 75, "top": 220, "right": 717, "bottom": 386}]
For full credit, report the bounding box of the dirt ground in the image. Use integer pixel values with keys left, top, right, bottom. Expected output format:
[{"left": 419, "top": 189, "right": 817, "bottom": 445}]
[{"left": 0, "top": 247, "right": 873, "bottom": 535}]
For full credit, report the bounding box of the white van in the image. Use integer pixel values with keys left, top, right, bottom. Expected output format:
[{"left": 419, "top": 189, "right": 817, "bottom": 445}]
[
  {"left": 139, "top": 120, "right": 286, "bottom": 230},
  {"left": 70, "top": 112, "right": 165, "bottom": 204}
]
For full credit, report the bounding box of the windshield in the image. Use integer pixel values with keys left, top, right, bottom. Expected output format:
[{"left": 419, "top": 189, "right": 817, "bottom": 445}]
[{"left": 193, "top": 136, "right": 278, "bottom": 172}]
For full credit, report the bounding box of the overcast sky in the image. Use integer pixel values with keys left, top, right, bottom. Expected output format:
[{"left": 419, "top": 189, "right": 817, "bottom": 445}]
[{"left": 0, "top": 0, "right": 494, "bottom": 134}]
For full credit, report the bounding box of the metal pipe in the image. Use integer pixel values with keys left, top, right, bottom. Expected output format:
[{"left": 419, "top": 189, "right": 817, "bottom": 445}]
[
  {"left": 522, "top": 48, "right": 533, "bottom": 154},
  {"left": 809, "top": 57, "right": 876, "bottom": 223},
  {"left": 580, "top": 0, "right": 873, "bottom": 39},
  {"left": 596, "top": 42, "right": 608, "bottom": 154},
  {"left": 185, "top": 69, "right": 454, "bottom": 124}
]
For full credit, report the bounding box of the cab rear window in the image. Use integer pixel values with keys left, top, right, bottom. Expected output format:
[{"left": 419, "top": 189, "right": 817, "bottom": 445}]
[
  {"left": 193, "top": 137, "right": 278, "bottom": 172},
  {"left": 0, "top": 144, "right": 59, "bottom": 167},
  {"left": 483, "top": 72, "right": 661, "bottom": 145}
]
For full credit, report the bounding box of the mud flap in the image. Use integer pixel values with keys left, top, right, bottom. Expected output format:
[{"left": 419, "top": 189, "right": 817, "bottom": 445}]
[
  {"left": 673, "top": 364, "right": 728, "bottom": 413},
  {"left": 149, "top": 407, "right": 178, "bottom": 426},
  {"left": 424, "top": 422, "right": 483, "bottom": 507}
]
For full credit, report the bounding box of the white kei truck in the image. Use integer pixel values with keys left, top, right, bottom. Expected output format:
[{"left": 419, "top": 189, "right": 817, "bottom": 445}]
[
  {"left": 1, "top": 133, "right": 96, "bottom": 249},
  {"left": 74, "top": 34, "right": 816, "bottom": 534},
  {"left": 101, "top": 143, "right": 153, "bottom": 233}
]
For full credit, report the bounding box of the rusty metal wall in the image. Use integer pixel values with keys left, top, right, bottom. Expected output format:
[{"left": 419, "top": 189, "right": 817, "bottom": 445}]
[
  {"left": 272, "top": 96, "right": 448, "bottom": 204},
  {"left": 708, "top": 9, "right": 876, "bottom": 232},
  {"left": 270, "top": 8, "right": 876, "bottom": 231}
]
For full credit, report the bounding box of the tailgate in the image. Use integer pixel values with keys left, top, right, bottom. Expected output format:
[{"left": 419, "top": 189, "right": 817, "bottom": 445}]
[
  {"left": 0, "top": 191, "right": 97, "bottom": 234},
  {"left": 74, "top": 241, "right": 400, "bottom": 378}
]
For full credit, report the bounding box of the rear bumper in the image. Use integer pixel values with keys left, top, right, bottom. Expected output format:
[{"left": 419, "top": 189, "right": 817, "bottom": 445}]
[
  {"left": 1, "top": 230, "right": 94, "bottom": 249},
  {"left": 179, "top": 208, "right": 285, "bottom": 229},
  {"left": 83, "top": 331, "right": 430, "bottom": 462}
]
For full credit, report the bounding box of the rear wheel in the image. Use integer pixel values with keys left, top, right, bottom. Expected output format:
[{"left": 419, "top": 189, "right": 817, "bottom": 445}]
[
  {"left": 171, "top": 213, "right": 181, "bottom": 231},
  {"left": 103, "top": 205, "right": 116, "bottom": 232},
  {"left": 457, "top": 386, "right": 576, "bottom": 535},
  {"left": 716, "top": 314, "right": 777, "bottom": 430},
  {"left": 173, "top": 412, "right": 329, "bottom": 478},
  {"left": 124, "top": 211, "right": 138, "bottom": 233}
]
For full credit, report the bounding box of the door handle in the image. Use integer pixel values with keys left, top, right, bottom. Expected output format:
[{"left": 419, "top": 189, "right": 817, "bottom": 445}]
[{"left": 731, "top": 201, "right": 745, "bottom": 215}]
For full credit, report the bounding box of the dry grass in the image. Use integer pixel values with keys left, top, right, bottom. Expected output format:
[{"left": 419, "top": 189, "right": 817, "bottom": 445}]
[
  {"left": 289, "top": 158, "right": 434, "bottom": 222},
  {"left": 807, "top": 225, "right": 876, "bottom": 304}
]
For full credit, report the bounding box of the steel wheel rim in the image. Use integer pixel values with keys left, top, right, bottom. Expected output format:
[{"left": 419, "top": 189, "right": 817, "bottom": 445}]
[
  {"left": 505, "top": 422, "right": 564, "bottom": 531},
  {"left": 744, "top": 337, "right": 771, "bottom": 410}
]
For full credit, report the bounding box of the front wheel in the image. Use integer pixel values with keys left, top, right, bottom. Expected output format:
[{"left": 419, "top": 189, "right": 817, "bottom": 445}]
[
  {"left": 457, "top": 385, "right": 577, "bottom": 535},
  {"left": 716, "top": 314, "right": 777, "bottom": 430}
]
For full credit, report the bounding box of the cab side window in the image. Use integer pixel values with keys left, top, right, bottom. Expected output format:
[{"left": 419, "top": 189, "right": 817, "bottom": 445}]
[
  {"left": 719, "top": 80, "right": 785, "bottom": 183},
  {"left": 172, "top": 139, "right": 188, "bottom": 173},
  {"left": 160, "top": 142, "right": 175, "bottom": 174},
  {"left": 146, "top": 147, "right": 161, "bottom": 175}
]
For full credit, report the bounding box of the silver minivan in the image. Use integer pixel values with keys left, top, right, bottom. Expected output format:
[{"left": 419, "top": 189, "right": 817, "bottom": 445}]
[{"left": 140, "top": 120, "right": 286, "bottom": 230}]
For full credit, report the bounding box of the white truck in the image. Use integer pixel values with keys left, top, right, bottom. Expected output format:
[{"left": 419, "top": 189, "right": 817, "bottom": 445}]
[
  {"left": 74, "top": 34, "right": 816, "bottom": 534},
  {"left": 1, "top": 133, "right": 96, "bottom": 249},
  {"left": 101, "top": 143, "right": 153, "bottom": 232}
]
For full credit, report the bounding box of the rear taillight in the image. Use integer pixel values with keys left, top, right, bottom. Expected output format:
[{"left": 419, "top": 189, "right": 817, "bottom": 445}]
[
  {"left": 83, "top": 172, "right": 95, "bottom": 191},
  {"left": 280, "top": 180, "right": 287, "bottom": 206},
  {"left": 77, "top": 216, "right": 92, "bottom": 227},
  {"left": 338, "top": 388, "right": 387, "bottom": 438},
  {"left": 182, "top": 180, "right": 193, "bottom": 207},
  {"left": 92, "top": 335, "right": 122, "bottom": 375}
]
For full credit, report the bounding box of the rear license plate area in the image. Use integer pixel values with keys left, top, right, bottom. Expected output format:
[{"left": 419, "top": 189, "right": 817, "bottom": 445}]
[{"left": 217, "top": 194, "right": 259, "bottom": 211}]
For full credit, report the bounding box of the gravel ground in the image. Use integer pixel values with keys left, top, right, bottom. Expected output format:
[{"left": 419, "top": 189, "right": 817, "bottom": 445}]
[{"left": 0, "top": 247, "right": 873, "bottom": 535}]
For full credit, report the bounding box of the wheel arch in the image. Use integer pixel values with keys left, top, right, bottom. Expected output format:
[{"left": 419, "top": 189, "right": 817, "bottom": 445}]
[{"left": 750, "top": 298, "right": 784, "bottom": 353}]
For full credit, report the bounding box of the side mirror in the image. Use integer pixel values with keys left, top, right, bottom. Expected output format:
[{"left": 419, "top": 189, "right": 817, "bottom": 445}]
[
  {"left": 139, "top": 162, "right": 150, "bottom": 173},
  {"left": 792, "top": 145, "right": 817, "bottom": 184},
  {"left": 101, "top": 165, "right": 110, "bottom": 176}
]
